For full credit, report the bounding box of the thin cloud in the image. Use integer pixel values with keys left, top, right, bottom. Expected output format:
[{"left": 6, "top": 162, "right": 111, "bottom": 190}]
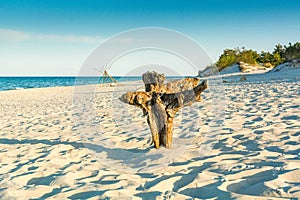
[
  {"left": 0, "top": 28, "right": 30, "bottom": 42},
  {"left": 35, "top": 33, "right": 103, "bottom": 44},
  {"left": 0, "top": 28, "right": 103, "bottom": 44},
  {"left": 0, "top": 28, "right": 145, "bottom": 46}
]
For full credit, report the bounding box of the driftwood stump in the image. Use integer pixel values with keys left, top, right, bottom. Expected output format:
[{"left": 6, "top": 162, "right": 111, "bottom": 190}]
[{"left": 119, "top": 71, "right": 208, "bottom": 149}]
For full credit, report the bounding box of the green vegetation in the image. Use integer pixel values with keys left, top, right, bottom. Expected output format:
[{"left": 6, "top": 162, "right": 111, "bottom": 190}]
[
  {"left": 216, "top": 49, "right": 237, "bottom": 71},
  {"left": 216, "top": 47, "right": 260, "bottom": 71},
  {"left": 283, "top": 42, "right": 300, "bottom": 60},
  {"left": 216, "top": 42, "right": 300, "bottom": 70}
]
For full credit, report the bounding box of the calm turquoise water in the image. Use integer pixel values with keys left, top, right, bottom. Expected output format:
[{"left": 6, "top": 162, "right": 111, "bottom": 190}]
[
  {"left": 0, "top": 77, "right": 142, "bottom": 91},
  {"left": 0, "top": 76, "right": 186, "bottom": 91}
]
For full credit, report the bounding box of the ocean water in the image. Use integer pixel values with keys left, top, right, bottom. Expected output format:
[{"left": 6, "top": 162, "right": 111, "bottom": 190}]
[
  {"left": 0, "top": 76, "right": 187, "bottom": 91},
  {"left": 0, "top": 77, "right": 142, "bottom": 91}
]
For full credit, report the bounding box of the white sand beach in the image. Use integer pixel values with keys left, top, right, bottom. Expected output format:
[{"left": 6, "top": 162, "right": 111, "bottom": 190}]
[{"left": 0, "top": 71, "right": 299, "bottom": 199}]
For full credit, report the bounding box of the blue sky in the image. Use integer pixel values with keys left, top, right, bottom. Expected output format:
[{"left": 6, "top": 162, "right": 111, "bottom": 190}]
[{"left": 1, "top": 0, "right": 300, "bottom": 76}]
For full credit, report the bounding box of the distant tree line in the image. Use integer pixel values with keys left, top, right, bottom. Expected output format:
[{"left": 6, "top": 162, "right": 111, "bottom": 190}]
[{"left": 216, "top": 42, "right": 300, "bottom": 71}]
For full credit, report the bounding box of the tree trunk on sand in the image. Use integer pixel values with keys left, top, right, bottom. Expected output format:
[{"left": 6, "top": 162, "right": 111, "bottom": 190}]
[{"left": 119, "top": 71, "right": 208, "bottom": 149}]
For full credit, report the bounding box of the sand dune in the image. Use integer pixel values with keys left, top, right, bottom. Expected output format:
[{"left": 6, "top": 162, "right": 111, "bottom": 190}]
[{"left": 0, "top": 75, "right": 299, "bottom": 199}]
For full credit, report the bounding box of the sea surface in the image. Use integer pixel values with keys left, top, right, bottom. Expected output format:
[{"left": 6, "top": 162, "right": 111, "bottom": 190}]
[
  {"left": 0, "top": 76, "right": 186, "bottom": 91},
  {"left": 0, "top": 77, "right": 142, "bottom": 91}
]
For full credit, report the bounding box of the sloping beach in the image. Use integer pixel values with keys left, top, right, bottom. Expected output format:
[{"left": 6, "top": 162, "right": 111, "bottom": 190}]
[{"left": 0, "top": 71, "right": 299, "bottom": 199}]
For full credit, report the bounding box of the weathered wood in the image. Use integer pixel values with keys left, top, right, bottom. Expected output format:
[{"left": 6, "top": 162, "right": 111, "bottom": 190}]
[
  {"left": 142, "top": 71, "right": 165, "bottom": 92},
  {"left": 119, "top": 71, "right": 208, "bottom": 149}
]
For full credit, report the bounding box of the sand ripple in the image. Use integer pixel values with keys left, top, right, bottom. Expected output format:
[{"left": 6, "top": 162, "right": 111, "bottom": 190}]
[{"left": 0, "top": 80, "right": 299, "bottom": 199}]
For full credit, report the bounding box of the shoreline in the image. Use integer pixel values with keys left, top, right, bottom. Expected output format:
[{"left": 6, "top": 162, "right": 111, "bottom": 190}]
[
  {"left": 1, "top": 71, "right": 300, "bottom": 92},
  {"left": 0, "top": 76, "right": 191, "bottom": 92}
]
